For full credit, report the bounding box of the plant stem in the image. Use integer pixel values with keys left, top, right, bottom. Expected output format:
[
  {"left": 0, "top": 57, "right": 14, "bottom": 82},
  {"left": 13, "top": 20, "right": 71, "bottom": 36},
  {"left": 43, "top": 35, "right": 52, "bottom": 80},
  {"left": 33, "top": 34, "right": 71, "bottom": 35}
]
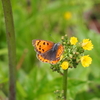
[
  {"left": 63, "top": 69, "right": 68, "bottom": 100},
  {"left": 1, "top": 0, "right": 16, "bottom": 100}
]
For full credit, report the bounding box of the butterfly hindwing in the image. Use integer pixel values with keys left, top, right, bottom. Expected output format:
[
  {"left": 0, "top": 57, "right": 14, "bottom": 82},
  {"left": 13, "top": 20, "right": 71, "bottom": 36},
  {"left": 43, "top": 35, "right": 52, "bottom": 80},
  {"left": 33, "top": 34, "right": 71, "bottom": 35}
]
[{"left": 37, "top": 54, "right": 60, "bottom": 64}]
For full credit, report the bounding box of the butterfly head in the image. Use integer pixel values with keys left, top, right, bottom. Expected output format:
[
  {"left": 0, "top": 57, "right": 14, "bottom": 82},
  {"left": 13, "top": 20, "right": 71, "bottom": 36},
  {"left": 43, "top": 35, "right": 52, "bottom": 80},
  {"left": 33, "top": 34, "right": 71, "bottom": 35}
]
[{"left": 51, "top": 43, "right": 60, "bottom": 52}]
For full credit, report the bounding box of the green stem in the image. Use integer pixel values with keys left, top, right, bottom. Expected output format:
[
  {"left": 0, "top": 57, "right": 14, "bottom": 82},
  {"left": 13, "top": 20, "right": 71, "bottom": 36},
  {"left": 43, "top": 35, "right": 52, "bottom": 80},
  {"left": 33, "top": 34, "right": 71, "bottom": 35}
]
[
  {"left": 1, "top": 0, "right": 16, "bottom": 100},
  {"left": 63, "top": 69, "right": 68, "bottom": 100}
]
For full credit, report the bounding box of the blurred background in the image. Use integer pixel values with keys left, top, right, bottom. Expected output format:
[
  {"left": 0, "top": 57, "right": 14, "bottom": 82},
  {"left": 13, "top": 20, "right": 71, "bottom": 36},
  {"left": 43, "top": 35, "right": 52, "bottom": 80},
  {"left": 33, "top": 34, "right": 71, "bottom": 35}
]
[{"left": 0, "top": 0, "right": 100, "bottom": 100}]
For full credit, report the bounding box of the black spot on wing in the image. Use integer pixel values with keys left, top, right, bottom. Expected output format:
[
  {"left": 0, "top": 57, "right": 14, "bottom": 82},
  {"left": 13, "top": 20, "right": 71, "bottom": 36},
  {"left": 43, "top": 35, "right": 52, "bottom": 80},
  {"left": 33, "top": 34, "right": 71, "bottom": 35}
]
[
  {"left": 37, "top": 40, "right": 41, "bottom": 45},
  {"left": 47, "top": 43, "right": 49, "bottom": 45},
  {"left": 43, "top": 42, "right": 45, "bottom": 45},
  {"left": 42, "top": 49, "right": 44, "bottom": 52}
]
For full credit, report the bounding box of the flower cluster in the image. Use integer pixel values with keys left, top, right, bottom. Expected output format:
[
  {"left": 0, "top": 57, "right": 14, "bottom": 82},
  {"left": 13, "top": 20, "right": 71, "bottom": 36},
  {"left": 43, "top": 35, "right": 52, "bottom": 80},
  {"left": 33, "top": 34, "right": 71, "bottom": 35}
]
[{"left": 59, "top": 35, "right": 93, "bottom": 70}]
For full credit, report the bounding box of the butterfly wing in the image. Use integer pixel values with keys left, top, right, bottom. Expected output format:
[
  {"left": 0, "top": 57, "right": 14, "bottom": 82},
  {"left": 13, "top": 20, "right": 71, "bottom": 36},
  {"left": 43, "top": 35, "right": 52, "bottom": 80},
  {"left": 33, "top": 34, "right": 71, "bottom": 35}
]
[
  {"left": 32, "top": 39, "right": 64, "bottom": 64},
  {"left": 32, "top": 39, "right": 55, "bottom": 54},
  {"left": 37, "top": 54, "right": 60, "bottom": 64},
  {"left": 56, "top": 44, "right": 64, "bottom": 58},
  {"left": 37, "top": 44, "right": 64, "bottom": 64}
]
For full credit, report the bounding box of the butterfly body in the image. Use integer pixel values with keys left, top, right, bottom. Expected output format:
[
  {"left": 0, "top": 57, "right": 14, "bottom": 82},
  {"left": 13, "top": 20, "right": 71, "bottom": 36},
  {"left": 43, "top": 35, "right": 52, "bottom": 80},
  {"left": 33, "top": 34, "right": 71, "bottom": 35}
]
[{"left": 32, "top": 39, "right": 64, "bottom": 64}]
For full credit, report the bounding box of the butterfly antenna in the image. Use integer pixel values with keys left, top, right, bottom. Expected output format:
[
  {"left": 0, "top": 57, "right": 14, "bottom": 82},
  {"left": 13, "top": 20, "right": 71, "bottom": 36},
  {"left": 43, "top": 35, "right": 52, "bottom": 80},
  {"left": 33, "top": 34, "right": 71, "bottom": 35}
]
[{"left": 48, "top": 33, "right": 57, "bottom": 42}]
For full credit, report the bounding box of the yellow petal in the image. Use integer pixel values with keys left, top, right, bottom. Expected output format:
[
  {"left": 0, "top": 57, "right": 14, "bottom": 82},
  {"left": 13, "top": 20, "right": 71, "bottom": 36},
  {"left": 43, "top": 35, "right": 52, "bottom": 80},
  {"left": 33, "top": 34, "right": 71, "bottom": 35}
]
[
  {"left": 82, "top": 39, "right": 93, "bottom": 50},
  {"left": 60, "top": 61, "right": 69, "bottom": 70},
  {"left": 81, "top": 55, "right": 92, "bottom": 67},
  {"left": 70, "top": 37, "right": 78, "bottom": 45},
  {"left": 64, "top": 12, "right": 72, "bottom": 20}
]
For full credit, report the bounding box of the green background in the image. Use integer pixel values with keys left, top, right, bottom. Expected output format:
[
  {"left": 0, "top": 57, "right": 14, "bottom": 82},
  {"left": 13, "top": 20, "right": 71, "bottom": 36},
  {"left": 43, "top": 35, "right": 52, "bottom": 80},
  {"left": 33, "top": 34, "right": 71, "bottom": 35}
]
[{"left": 0, "top": 0, "right": 100, "bottom": 100}]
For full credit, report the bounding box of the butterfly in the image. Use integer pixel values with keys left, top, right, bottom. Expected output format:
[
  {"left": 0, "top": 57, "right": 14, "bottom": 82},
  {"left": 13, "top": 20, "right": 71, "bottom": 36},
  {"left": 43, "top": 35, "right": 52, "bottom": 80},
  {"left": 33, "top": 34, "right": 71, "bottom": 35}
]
[{"left": 32, "top": 39, "right": 64, "bottom": 64}]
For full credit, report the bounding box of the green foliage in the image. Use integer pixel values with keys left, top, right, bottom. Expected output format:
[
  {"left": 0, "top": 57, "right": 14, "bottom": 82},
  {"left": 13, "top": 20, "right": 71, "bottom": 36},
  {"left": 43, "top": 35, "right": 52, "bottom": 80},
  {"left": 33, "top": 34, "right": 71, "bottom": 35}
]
[{"left": 0, "top": 0, "right": 100, "bottom": 100}]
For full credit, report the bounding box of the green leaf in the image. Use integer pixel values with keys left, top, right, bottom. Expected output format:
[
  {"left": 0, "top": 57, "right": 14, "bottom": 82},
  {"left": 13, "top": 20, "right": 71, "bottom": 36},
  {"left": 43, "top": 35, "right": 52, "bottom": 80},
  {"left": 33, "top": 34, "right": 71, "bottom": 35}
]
[{"left": 17, "top": 81, "right": 27, "bottom": 98}]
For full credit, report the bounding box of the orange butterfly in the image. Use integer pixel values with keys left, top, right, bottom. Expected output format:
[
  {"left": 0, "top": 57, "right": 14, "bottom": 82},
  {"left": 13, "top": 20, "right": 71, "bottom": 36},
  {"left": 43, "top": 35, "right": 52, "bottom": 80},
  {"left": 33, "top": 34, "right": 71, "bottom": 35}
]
[{"left": 32, "top": 39, "right": 64, "bottom": 64}]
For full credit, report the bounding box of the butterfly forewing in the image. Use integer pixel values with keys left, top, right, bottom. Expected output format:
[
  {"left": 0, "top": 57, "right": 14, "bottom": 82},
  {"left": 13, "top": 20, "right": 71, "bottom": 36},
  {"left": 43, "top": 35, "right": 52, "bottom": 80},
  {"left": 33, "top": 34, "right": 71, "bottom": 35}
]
[{"left": 32, "top": 39, "right": 54, "bottom": 54}]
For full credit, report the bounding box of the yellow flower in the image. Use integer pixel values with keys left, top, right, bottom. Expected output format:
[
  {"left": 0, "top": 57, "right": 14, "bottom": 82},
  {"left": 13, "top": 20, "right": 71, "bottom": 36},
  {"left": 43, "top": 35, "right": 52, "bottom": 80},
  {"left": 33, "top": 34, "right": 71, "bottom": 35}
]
[
  {"left": 81, "top": 55, "right": 92, "bottom": 67},
  {"left": 82, "top": 39, "right": 93, "bottom": 50},
  {"left": 70, "top": 37, "right": 78, "bottom": 45},
  {"left": 64, "top": 12, "right": 72, "bottom": 20},
  {"left": 60, "top": 61, "right": 69, "bottom": 70}
]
